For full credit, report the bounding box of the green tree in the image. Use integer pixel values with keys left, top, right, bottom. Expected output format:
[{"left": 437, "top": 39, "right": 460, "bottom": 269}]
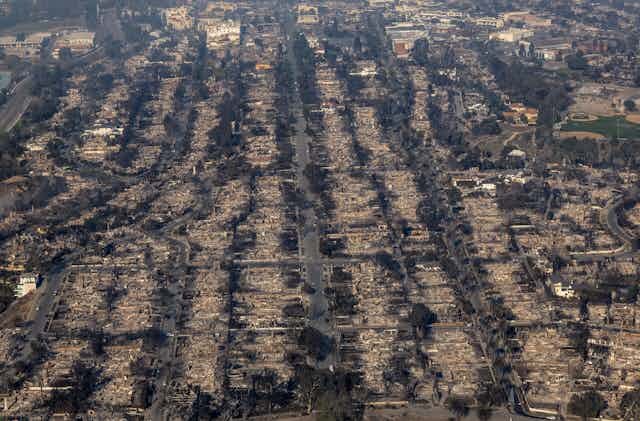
[
  {"left": 252, "top": 369, "right": 278, "bottom": 413},
  {"left": 297, "top": 366, "right": 323, "bottom": 414},
  {"left": 568, "top": 323, "right": 590, "bottom": 359},
  {"left": 567, "top": 52, "right": 589, "bottom": 71},
  {"left": 624, "top": 99, "right": 637, "bottom": 112},
  {"left": 298, "top": 326, "right": 333, "bottom": 361},
  {"left": 58, "top": 47, "right": 73, "bottom": 61},
  {"left": 477, "top": 405, "right": 494, "bottom": 421},
  {"left": 47, "top": 360, "right": 101, "bottom": 414},
  {"left": 316, "top": 390, "right": 355, "bottom": 421},
  {"left": 568, "top": 391, "right": 607, "bottom": 420},
  {"left": 296, "top": 366, "right": 362, "bottom": 420},
  {"left": 104, "top": 37, "right": 124, "bottom": 60},
  {"left": 412, "top": 38, "right": 429, "bottom": 67},
  {"left": 620, "top": 388, "right": 640, "bottom": 420},
  {"left": 409, "top": 303, "right": 438, "bottom": 337},
  {"left": 353, "top": 36, "right": 362, "bottom": 55},
  {"left": 0, "top": 283, "right": 15, "bottom": 313},
  {"left": 446, "top": 395, "right": 471, "bottom": 420}
]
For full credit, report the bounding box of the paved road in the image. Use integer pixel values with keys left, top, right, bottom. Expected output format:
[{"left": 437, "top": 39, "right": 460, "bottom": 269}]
[
  {"left": 604, "top": 194, "right": 634, "bottom": 243},
  {"left": 7, "top": 249, "right": 83, "bottom": 381},
  {"left": 0, "top": 45, "right": 103, "bottom": 134},
  {"left": 3, "top": 45, "right": 112, "bottom": 363},
  {"left": 285, "top": 19, "right": 334, "bottom": 369},
  {"left": 363, "top": 405, "right": 547, "bottom": 421},
  {"left": 97, "top": 8, "right": 125, "bottom": 42},
  {"left": 142, "top": 200, "right": 199, "bottom": 421},
  {"left": 503, "top": 128, "right": 534, "bottom": 147},
  {"left": 145, "top": 89, "right": 205, "bottom": 421},
  {"left": 571, "top": 190, "right": 639, "bottom": 262},
  {"left": 453, "top": 89, "right": 464, "bottom": 120},
  {"left": 0, "top": 76, "right": 33, "bottom": 132}
]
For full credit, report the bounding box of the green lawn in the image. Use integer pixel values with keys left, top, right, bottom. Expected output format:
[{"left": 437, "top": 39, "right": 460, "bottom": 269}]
[{"left": 561, "top": 115, "right": 640, "bottom": 140}]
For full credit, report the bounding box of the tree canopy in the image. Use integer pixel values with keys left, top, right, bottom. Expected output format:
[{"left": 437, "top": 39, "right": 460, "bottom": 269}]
[{"left": 568, "top": 390, "right": 607, "bottom": 420}]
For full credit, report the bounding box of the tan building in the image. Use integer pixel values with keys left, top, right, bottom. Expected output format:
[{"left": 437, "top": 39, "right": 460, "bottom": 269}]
[
  {"left": 197, "top": 18, "right": 241, "bottom": 48},
  {"left": 509, "top": 103, "right": 539, "bottom": 126},
  {"left": 473, "top": 17, "right": 505, "bottom": 29},
  {"left": 17, "top": 273, "right": 38, "bottom": 297},
  {"left": 489, "top": 28, "right": 534, "bottom": 43},
  {"left": 386, "top": 22, "right": 428, "bottom": 58},
  {"left": 52, "top": 31, "right": 95, "bottom": 58},
  {"left": 297, "top": 5, "right": 319, "bottom": 24},
  {"left": 503, "top": 11, "right": 552, "bottom": 27},
  {"left": 367, "top": 0, "right": 394, "bottom": 7},
  {"left": 162, "top": 7, "right": 193, "bottom": 30},
  {"left": 203, "top": 1, "right": 237, "bottom": 15}
]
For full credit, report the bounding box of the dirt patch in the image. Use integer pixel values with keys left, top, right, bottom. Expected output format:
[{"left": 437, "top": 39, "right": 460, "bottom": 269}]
[
  {"left": 569, "top": 100, "right": 617, "bottom": 117},
  {"left": 569, "top": 113, "right": 599, "bottom": 122},
  {"left": 0, "top": 292, "right": 36, "bottom": 329},
  {"left": 626, "top": 113, "right": 640, "bottom": 124},
  {"left": 557, "top": 131, "right": 605, "bottom": 140},
  {"left": 362, "top": 406, "right": 530, "bottom": 421}
]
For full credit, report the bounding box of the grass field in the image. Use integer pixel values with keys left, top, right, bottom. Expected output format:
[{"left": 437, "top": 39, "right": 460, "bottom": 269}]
[{"left": 561, "top": 115, "right": 640, "bottom": 140}]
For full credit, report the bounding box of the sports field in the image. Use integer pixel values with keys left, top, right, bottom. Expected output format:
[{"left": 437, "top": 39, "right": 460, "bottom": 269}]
[{"left": 561, "top": 115, "right": 640, "bottom": 139}]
